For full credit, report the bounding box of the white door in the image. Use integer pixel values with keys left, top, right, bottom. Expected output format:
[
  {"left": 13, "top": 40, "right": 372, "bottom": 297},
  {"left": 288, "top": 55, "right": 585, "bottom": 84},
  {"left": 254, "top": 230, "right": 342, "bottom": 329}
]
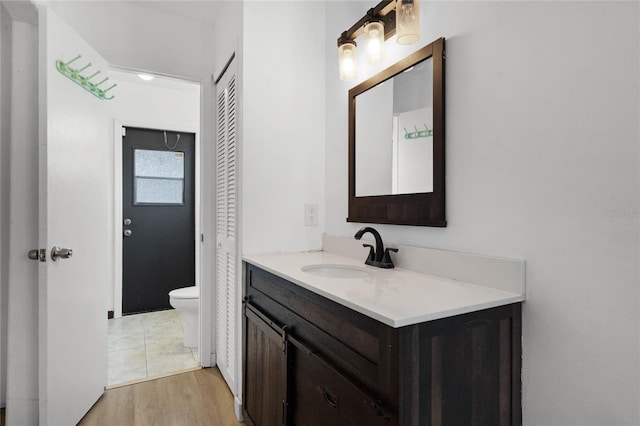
[
  {"left": 215, "top": 57, "right": 239, "bottom": 395},
  {"left": 38, "top": 6, "right": 110, "bottom": 424}
]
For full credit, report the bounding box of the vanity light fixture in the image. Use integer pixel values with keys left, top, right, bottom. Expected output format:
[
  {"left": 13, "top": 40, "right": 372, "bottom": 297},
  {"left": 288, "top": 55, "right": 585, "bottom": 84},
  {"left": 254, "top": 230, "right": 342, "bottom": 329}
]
[
  {"left": 337, "top": 0, "right": 421, "bottom": 81},
  {"left": 338, "top": 38, "right": 358, "bottom": 81},
  {"left": 396, "top": 0, "right": 420, "bottom": 45},
  {"left": 364, "top": 20, "right": 385, "bottom": 63}
]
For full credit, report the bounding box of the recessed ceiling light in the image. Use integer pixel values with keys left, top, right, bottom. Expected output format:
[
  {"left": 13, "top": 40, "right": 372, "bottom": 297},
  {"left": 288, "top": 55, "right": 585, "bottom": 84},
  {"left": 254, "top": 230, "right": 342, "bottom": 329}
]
[{"left": 138, "top": 74, "right": 154, "bottom": 81}]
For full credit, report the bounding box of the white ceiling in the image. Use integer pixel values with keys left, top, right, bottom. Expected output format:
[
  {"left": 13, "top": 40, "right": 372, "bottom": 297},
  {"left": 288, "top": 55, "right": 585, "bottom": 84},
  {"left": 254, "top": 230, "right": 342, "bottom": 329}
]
[{"left": 125, "top": 0, "right": 227, "bottom": 26}]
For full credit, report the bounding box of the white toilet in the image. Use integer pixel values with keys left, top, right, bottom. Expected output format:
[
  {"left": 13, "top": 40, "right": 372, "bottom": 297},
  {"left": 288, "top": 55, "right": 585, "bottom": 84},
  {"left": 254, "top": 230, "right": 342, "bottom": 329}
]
[{"left": 168, "top": 285, "right": 199, "bottom": 347}]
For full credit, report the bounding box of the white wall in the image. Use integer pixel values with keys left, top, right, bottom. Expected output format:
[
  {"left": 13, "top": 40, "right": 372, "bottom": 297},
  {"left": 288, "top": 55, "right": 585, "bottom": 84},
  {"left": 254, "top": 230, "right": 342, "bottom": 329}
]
[
  {"left": 213, "top": 1, "right": 243, "bottom": 81},
  {"left": 109, "top": 71, "right": 200, "bottom": 130},
  {"left": 326, "top": 2, "right": 639, "bottom": 425},
  {"left": 241, "top": 1, "right": 326, "bottom": 255}
]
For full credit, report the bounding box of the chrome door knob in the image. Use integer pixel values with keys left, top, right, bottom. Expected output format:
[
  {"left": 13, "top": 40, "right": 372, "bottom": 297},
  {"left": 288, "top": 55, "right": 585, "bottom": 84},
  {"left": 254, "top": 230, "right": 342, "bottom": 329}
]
[
  {"left": 51, "top": 246, "right": 73, "bottom": 261},
  {"left": 123, "top": 229, "right": 132, "bottom": 237}
]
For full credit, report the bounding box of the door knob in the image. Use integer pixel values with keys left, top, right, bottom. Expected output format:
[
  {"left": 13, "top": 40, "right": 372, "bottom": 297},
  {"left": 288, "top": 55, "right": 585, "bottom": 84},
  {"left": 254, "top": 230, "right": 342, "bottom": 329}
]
[
  {"left": 51, "top": 246, "right": 73, "bottom": 261},
  {"left": 123, "top": 229, "right": 132, "bottom": 237},
  {"left": 123, "top": 218, "right": 132, "bottom": 226}
]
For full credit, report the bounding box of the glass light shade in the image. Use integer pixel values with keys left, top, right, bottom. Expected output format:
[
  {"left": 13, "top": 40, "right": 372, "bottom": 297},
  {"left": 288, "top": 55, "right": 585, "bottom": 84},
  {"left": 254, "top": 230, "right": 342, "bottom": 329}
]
[
  {"left": 396, "top": 0, "right": 420, "bottom": 45},
  {"left": 338, "top": 42, "right": 358, "bottom": 81},
  {"left": 364, "top": 21, "right": 385, "bottom": 64}
]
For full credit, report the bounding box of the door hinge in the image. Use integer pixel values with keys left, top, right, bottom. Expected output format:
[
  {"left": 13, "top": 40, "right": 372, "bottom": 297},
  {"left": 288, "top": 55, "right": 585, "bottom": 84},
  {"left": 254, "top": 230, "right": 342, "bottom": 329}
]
[
  {"left": 200, "top": 234, "right": 204, "bottom": 242},
  {"left": 122, "top": 127, "right": 126, "bottom": 137}
]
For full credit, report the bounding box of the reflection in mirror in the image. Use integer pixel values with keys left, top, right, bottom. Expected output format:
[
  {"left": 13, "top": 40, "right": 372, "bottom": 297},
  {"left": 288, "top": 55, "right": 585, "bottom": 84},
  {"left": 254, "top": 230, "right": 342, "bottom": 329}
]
[{"left": 355, "top": 57, "right": 433, "bottom": 196}]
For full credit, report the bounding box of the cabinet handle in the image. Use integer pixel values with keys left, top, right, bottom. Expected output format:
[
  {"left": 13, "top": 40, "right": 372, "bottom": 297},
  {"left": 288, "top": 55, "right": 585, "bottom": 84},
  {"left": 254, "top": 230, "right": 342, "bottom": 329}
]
[
  {"left": 281, "top": 325, "right": 289, "bottom": 353},
  {"left": 322, "top": 387, "right": 338, "bottom": 409},
  {"left": 371, "top": 400, "right": 393, "bottom": 420}
]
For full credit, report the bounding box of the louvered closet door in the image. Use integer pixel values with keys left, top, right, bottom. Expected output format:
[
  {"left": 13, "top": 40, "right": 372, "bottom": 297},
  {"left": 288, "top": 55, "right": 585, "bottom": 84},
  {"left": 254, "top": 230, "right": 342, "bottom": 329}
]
[{"left": 215, "top": 58, "right": 238, "bottom": 394}]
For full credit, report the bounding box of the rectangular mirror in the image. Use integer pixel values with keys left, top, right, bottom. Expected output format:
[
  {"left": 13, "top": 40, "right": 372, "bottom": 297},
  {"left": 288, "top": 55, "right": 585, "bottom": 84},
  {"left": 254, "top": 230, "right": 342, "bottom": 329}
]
[{"left": 348, "top": 37, "right": 445, "bottom": 226}]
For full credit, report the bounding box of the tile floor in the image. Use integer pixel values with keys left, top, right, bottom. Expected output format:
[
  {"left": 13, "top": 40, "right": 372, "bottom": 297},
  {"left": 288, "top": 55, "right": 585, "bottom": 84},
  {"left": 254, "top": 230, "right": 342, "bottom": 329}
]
[{"left": 108, "top": 309, "right": 199, "bottom": 386}]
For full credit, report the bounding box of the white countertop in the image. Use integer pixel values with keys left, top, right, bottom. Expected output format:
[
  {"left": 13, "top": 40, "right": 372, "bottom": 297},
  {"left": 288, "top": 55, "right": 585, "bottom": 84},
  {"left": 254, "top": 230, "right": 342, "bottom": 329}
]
[{"left": 243, "top": 251, "right": 524, "bottom": 328}]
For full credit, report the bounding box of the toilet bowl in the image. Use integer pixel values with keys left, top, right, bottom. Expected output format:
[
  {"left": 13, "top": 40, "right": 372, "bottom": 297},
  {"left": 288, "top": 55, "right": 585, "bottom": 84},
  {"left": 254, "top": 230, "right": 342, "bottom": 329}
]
[{"left": 168, "top": 286, "right": 199, "bottom": 347}]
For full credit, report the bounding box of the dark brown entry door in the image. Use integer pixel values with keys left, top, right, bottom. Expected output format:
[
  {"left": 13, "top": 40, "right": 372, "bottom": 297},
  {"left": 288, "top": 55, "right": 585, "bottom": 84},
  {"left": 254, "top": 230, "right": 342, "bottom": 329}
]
[{"left": 122, "top": 127, "right": 195, "bottom": 314}]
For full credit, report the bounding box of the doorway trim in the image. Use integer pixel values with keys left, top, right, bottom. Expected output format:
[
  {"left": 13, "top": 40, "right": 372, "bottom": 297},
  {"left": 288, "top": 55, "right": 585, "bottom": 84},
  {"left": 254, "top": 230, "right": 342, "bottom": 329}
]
[{"left": 112, "top": 118, "right": 205, "bottom": 364}]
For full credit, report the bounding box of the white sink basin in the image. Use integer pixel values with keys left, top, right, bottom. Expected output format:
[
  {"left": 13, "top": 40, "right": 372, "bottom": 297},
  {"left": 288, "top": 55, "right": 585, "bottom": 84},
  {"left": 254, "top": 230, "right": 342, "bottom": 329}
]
[{"left": 301, "top": 264, "right": 372, "bottom": 279}]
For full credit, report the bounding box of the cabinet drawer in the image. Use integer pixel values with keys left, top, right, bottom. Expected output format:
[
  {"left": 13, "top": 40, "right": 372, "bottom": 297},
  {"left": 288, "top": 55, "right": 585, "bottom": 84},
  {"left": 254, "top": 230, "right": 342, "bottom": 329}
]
[{"left": 289, "top": 336, "right": 395, "bottom": 426}]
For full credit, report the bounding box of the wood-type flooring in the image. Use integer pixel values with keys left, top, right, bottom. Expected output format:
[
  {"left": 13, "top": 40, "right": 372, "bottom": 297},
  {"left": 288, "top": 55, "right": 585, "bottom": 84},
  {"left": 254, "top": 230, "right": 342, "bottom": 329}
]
[{"left": 79, "top": 367, "right": 242, "bottom": 425}]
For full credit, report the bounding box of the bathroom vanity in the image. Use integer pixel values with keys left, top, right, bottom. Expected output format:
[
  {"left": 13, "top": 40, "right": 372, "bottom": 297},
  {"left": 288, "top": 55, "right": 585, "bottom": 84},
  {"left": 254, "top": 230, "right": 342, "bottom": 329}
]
[{"left": 242, "top": 245, "right": 524, "bottom": 426}]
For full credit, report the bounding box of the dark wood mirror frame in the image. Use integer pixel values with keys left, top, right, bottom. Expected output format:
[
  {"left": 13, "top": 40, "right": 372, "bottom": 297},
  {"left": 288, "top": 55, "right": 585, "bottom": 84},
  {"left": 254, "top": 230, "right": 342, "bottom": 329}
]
[{"left": 348, "top": 37, "right": 445, "bottom": 227}]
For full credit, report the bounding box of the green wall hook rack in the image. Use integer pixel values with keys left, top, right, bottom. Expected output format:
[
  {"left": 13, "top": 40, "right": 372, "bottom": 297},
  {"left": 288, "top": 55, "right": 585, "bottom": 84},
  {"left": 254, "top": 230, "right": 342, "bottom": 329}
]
[
  {"left": 404, "top": 124, "right": 433, "bottom": 140},
  {"left": 56, "top": 54, "right": 116, "bottom": 100}
]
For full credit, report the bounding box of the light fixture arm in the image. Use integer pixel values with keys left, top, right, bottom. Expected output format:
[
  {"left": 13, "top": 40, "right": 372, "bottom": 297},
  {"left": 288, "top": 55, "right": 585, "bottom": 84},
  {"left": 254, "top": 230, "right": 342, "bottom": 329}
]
[{"left": 336, "top": 0, "right": 397, "bottom": 47}]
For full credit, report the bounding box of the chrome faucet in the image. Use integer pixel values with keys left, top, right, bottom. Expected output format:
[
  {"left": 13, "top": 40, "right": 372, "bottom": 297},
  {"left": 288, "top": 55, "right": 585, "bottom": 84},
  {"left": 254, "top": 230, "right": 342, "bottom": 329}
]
[{"left": 353, "top": 227, "right": 398, "bottom": 269}]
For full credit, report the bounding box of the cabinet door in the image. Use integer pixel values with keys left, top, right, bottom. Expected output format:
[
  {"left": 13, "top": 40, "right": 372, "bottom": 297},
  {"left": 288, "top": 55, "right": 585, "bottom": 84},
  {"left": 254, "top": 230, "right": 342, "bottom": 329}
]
[{"left": 244, "top": 304, "right": 288, "bottom": 426}]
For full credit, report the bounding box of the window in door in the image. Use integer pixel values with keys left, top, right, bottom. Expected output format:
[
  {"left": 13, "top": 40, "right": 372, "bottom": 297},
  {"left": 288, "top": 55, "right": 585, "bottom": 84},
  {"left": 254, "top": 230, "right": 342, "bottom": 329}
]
[{"left": 134, "top": 149, "right": 185, "bottom": 204}]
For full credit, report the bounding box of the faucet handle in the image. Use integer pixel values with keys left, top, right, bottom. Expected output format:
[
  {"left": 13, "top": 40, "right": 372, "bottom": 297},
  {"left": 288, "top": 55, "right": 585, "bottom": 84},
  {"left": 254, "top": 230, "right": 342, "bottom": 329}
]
[
  {"left": 382, "top": 247, "right": 398, "bottom": 268},
  {"left": 362, "top": 244, "right": 376, "bottom": 262}
]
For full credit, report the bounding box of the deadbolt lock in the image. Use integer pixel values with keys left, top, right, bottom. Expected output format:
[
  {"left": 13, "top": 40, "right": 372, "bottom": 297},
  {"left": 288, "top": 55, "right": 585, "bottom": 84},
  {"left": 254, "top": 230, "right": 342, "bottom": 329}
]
[{"left": 28, "top": 249, "right": 47, "bottom": 262}]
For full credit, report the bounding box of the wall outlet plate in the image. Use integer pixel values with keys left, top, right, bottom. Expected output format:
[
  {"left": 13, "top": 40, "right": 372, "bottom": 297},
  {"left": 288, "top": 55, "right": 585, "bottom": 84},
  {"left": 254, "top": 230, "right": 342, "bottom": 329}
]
[{"left": 305, "top": 203, "right": 318, "bottom": 226}]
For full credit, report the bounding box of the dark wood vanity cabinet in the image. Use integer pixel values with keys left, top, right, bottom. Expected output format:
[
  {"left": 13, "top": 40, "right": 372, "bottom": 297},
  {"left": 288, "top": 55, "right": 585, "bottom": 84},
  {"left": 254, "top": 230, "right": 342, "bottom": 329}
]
[{"left": 243, "top": 263, "right": 522, "bottom": 426}]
